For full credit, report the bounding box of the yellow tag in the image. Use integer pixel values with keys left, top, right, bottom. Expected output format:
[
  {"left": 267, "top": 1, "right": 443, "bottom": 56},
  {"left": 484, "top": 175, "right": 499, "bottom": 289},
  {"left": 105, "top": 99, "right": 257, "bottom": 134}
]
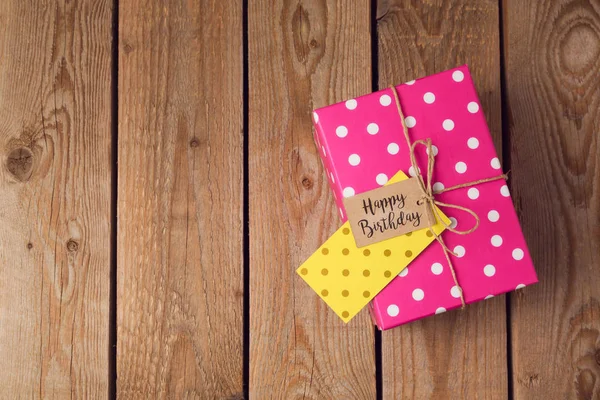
[{"left": 297, "top": 170, "right": 450, "bottom": 323}]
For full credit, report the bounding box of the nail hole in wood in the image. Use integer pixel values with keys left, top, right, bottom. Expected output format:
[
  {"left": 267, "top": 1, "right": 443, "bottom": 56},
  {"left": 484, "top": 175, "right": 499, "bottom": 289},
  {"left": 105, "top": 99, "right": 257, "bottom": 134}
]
[
  {"left": 189, "top": 138, "right": 200, "bottom": 148},
  {"left": 27, "top": 243, "right": 33, "bottom": 250}
]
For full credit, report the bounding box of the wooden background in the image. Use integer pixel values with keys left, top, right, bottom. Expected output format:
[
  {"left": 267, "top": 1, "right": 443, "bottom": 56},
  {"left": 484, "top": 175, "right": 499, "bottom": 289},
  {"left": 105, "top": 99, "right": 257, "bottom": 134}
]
[{"left": 0, "top": 0, "right": 598, "bottom": 398}]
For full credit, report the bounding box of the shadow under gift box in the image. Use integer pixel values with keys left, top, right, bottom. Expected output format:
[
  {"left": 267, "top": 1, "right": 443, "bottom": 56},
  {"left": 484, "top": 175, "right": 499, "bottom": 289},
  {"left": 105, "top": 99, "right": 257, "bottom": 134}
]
[{"left": 312, "top": 65, "right": 538, "bottom": 330}]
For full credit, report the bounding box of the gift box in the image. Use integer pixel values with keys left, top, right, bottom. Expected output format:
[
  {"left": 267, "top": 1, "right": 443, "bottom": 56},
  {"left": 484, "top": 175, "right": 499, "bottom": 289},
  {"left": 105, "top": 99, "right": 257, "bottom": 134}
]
[{"left": 310, "top": 65, "right": 538, "bottom": 329}]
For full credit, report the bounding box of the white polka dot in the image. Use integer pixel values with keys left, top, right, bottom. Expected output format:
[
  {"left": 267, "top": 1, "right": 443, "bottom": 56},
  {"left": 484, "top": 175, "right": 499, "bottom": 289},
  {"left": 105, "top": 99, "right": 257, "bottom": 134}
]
[
  {"left": 453, "top": 246, "right": 465, "bottom": 258},
  {"left": 387, "top": 304, "right": 399, "bottom": 317},
  {"left": 313, "top": 112, "right": 319, "bottom": 123},
  {"left": 426, "top": 145, "right": 439, "bottom": 156},
  {"left": 491, "top": 235, "right": 503, "bottom": 247},
  {"left": 452, "top": 70, "right": 465, "bottom": 82},
  {"left": 484, "top": 294, "right": 494, "bottom": 300},
  {"left": 431, "top": 262, "right": 443, "bottom": 275},
  {"left": 330, "top": 172, "right": 335, "bottom": 183},
  {"left": 442, "top": 119, "right": 455, "bottom": 131},
  {"left": 387, "top": 143, "right": 399, "bottom": 155},
  {"left": 380, "top": 94, "right": 392, "bottom": 106},
  {"left": 408, "top": 166, "right": 420, "bottom": 177},
  {"left": 433, "top": 182, "right": 445, "bottom": 192},
  {"left": 339, "top": 208, "right": 344, "bottom": 218},
  {"left": 342, "top": 187, "right": 355, "bottom": 198},
  {"left": 484, "top": 264, "right": 496, "bottom": 277},
  {"left": 348, "top": 154, "right": 360, "bottom": 166},
  {"left": 512, "top": 248, "right": 524, "bottom": 260},
  {"left": 467, "top": 137, "right": 479, "bottom": 149},
  {"left": 398, "top": 268, "right": 408, "bottom": 277},
  {"left": 367, "top": 123, "right": 379, "bottom": 135},
  {"left": 345, "top": 99, "right": 357, "bottom": 110},
  {"left": 336, "top": 125, "right": 348, "bottom": 138},
  {"left": 412, "top": 288, "right": 425, "bottom": 301},
  {"left": 516, "top": 284, "right": 526, "bottom": 290},
  {"left": 491, "top": 157, "right": 501, "bottom": 169},
  {"left": 435, "top": 307, "right": 447, "bottom": 314},
  {"left": 451, "top": 286, "right": 462, "bottom": 298},
  {"left": 488, "top": 210, "right": 500, "bottom": 222},
  {"left": 468, "top": 101, "right": 479, "bottom": 113},
  {"left": 449, "top": 217, "right": 457, "bottom": 229},
  {"left": 423, "top": 92, "right": 436, "bottom": 104},
  {"left": 405, "top": 80, "right": 416, "bottom": 85},
  {"left": 405, "top": 116, "right": 416, "bottom": 128},
  {"left": 468, "top": 188, "right": 479, "bottom": 200},
  {"left": 500, "top": 185, "right": 510, "bottom": 197},
  {"left": 455, "top": 161, "right": 467, "bottom": 174},
  {"left": 321, "top": 146, "right": 326, "bottom": 157},
  {"left": 376, "top": 173, "right": 388, "bottom": 186}
]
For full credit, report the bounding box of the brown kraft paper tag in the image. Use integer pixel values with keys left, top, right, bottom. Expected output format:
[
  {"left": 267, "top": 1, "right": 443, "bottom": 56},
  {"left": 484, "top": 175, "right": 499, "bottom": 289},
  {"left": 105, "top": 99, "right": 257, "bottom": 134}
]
[{"left": 343, "top": 177, "right": 434, "bottom": 248}]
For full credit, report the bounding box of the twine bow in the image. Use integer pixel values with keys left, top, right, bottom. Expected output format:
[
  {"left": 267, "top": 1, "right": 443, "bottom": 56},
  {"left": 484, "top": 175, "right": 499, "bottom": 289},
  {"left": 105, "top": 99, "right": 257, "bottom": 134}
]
[{"left": 390, "top": 86, "right": 508, "bottom": 308}]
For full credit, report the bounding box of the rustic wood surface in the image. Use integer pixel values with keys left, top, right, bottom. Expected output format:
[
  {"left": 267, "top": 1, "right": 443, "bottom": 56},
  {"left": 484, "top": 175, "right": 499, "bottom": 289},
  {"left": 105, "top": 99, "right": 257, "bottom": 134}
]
[
  {"left": 0, "top": 0, "right": 113, "bottom": 397},
  {"left": 505, "top": 1, "right": 600, "bottom": 399},
  {"left": 376, "top": 1, "right": 508, "bottom": 398},
  {"left": 117, "top": 1, "right": 243, "bottom": 398},
  {"left": 0, "top": 0, "right": 598, "bottom": 399},
  {"left": 248, "top": 1, "right": 376, "bottom": 398}
]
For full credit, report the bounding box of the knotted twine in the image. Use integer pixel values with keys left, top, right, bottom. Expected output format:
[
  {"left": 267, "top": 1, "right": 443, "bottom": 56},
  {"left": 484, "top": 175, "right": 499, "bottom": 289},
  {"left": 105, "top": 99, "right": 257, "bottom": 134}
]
[{"left": 390, "top": 86, "right": 508, "bottom": 307}]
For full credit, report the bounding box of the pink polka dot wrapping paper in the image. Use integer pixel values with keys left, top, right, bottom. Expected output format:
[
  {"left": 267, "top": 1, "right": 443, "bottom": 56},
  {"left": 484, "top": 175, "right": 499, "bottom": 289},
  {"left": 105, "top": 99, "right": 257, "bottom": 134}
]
[{"left": 312, "top": 65, "right": 538, "bottom": 330}]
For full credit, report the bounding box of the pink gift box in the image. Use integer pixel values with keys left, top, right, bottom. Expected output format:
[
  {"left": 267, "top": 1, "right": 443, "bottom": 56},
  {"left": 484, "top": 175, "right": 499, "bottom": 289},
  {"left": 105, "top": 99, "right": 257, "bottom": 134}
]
[{"left": 312, "top": 65, "right": 538, "bottom": 330}]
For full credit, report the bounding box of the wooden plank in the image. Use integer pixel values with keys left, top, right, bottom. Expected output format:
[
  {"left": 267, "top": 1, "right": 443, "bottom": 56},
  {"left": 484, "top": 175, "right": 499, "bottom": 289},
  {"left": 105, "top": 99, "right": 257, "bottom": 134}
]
[
  {"left": 376, "top": 1, "right": 508, "bottom": 398},
  {"left": 117, "top": 1, "right": 243, "bottom": 398},
  {"left": 248, "top": 1, "right": 376, "bottom": 398},
  {"left": 504, "top": 1, "right": 600, "bottom": 398},
  {"left": 0, "top": 0, "right": 112, "bottom": 397}
]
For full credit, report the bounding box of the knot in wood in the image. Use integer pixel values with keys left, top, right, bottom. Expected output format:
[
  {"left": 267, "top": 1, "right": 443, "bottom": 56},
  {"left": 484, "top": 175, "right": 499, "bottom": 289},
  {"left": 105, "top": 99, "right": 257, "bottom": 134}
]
[
  {"left": 189, "top": 138, "right": 200, "bottom": 148},
  {"left": 6, "top": 147, "right": 33, "bottom": 181},
  {"left": 560, "top": 24, "right": 599, "bottom": 75},
  {"left": 301, "top": 176, "right": 313, "bottom": 189},
  {"left": 66, "top": 239, "right": 79, "bottom": 252},
  {"left": 292, "top": 4, "right": 311, "bottom": 64}
]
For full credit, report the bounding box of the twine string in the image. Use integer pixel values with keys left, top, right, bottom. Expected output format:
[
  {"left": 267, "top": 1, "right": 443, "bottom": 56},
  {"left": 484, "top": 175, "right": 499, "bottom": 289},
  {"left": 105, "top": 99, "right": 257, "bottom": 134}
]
[{"left": 390, "top": 85, "right": 508, "bottom": 308}]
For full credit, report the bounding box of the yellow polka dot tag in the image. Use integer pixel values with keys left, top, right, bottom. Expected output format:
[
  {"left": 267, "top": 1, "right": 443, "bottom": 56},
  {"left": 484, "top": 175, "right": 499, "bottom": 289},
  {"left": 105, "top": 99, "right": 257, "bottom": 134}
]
[{"left": 297, "top": 170, "right": 450, "bottom": 323}]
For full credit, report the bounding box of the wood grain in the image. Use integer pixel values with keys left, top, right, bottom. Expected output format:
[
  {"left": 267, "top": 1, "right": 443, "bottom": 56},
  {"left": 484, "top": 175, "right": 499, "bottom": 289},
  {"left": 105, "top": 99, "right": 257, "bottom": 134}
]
[
  {"left": 248, "top": 1, "right": 376, "bottom": 398},
  {"left": 377, "top": 1, "right": 508, "bottom": 398},
  {"left": 0, "top": 0, "right": 112, "bottom": 397},
  {"left": 504, "top": 1, "right": 600, "bottom": 399},
  {"left": 117, "top": 1, "right": 243, "bottom": 398}
]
